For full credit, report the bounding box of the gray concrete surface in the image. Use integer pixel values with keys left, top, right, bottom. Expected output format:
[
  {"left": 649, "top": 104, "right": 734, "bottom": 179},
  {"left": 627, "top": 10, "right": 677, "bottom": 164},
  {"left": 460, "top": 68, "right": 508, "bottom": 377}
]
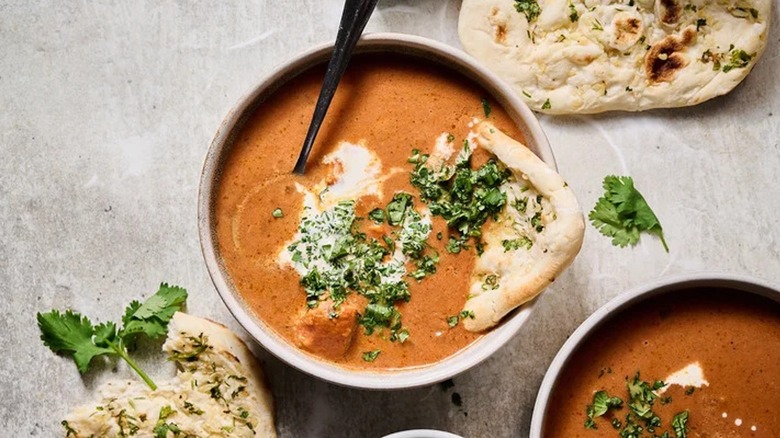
[{"left": 2, "top": 1, "right": 779, "bottom": 437}]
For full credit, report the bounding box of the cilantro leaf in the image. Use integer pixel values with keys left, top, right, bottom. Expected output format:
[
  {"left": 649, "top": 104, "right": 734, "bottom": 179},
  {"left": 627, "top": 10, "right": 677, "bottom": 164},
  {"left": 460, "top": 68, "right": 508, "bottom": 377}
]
[
  {"left": 672, "top": 410, "right": 689, "bottom": 438},
  {"left": 37, "top": 310, "right": 113, "bottom": 373},
  {"left": 589, "top": 175, "right": 668, "bottom": 252},
  {"left": 120, "top": 283, "right": 188, "bottom": 340},
  {"left": 37, "top": 283, "right": 188, "bottom": 390},
  {"left": 592, "top": 390, "right": 624, "bottom": 417},
  {"left": 362, "top": 349, "right": 381, "bottom": 362}
]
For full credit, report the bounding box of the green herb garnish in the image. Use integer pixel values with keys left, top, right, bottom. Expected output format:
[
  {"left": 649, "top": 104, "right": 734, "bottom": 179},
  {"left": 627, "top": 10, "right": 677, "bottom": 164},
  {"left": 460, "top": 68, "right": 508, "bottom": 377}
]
[
  {"left": 589, "top": 175, "right": 668, "bottom": 252},
  {"left": 502, "top": 237, "right": 533, "bottom": 252},
  {"left": 514, "top": 0, "right": 542, "bottom": 23},
  {"left": 584, "top": 372, "right": 692, "bottom": 437},
  {"left": 409, "top": 146, "right": 511, "bottom": 255},
  {"left": 671, "top": 411, "right": 689, "bottom": 438},
  {"left": 37, "top": 283, "right": 188, "bottom": 390},
  {"left": 272, "top": 208, "right": 284, "bottom": 218},
  {"left": 569, "top": 3, "right": 579, "bottom": 22},
  {"left": 585, "top": 390, "right": 624, "bottom": 428},
  {"left": 153, "top": 405, "right": 181, "bottom": 438},
  {"left": 482, "top": 274, "right": 500, "bottom": 290},
  {"left": 288, "top": 196, "right": 437, "bottom": 339},
  {"left": 542, "top": 98, "right": 551, "bottom": 110},
  {"left": 362, "top": 349, "right": 381, "bottom": 362},
  {"left": 368, "top": 208, "right": 385, "bottom": 224},
  {"left": 386, "top": 192, "right": 413, "bottom": 226},
  {"left": 481, "top": 97, "right": 492, "bottom": 117},
  {"left": 722, "top": 48, "right": 754, "bottom": 73}
]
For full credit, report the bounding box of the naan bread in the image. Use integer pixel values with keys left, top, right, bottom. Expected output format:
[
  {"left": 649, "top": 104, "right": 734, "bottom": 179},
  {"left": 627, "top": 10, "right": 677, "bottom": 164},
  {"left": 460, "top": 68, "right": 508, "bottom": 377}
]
[
  {"left": 62, "top": 312, "right": 276, "bottom": 437},
  {"left": 463, "top": 122, "right": 584, "bottom": 331},
  {"left": 459, "top": 0, "right": 771, "bottom": 114}
]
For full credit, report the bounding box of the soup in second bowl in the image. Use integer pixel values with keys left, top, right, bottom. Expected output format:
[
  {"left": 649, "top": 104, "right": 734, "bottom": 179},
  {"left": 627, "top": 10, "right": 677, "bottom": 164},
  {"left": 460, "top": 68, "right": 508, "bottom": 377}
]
[{"left": 543, "top": 288, "right": 780, "bottom": 438}]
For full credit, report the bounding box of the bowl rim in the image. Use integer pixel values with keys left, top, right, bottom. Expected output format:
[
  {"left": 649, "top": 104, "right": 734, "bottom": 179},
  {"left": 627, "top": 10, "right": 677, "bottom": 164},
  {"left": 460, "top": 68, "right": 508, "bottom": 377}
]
[
  {"left": 198, "top": 32, "right": 556, "bottom": 390},
  {"left": 529, "top": 272, "right": 780, "bottom": 436},
  {"left": 382, "top": 430, "right": 463, "bottom": 438}
]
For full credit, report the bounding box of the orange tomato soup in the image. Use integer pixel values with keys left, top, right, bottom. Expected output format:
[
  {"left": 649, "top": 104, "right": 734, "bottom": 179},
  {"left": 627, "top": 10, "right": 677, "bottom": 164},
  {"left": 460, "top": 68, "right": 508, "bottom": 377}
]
[{"left": 214, "top": 54, "right": 525, "bottom": 368}]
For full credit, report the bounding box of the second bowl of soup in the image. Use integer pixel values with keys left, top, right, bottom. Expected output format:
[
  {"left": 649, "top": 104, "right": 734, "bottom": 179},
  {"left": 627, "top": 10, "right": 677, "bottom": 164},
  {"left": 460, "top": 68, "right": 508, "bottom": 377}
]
[{"left": 531, "top": 274, "right": 780, "bottom": 437}]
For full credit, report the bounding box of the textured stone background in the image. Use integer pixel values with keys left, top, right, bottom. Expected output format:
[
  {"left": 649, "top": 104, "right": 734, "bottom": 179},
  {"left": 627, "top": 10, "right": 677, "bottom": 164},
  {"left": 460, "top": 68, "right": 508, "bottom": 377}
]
[{"left": 2, "top": 1, "right": 779, "bottom": 437}]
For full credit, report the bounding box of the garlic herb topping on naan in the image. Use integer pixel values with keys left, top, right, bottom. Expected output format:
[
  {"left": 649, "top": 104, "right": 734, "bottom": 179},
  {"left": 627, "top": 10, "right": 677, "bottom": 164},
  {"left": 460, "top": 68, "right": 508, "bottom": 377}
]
[
  {"left": 462, "top": 122, "right": 584, "bottom": 331},
  {"left": 459, "top": 0, "right": 770, "bottom": 113}
]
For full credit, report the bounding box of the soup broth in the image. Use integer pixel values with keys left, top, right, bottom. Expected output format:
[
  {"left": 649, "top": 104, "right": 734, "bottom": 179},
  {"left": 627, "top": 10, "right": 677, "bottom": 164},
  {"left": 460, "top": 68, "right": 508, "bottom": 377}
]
[{"left": 214, "top": 54, "right": 526, "bottom": 369}]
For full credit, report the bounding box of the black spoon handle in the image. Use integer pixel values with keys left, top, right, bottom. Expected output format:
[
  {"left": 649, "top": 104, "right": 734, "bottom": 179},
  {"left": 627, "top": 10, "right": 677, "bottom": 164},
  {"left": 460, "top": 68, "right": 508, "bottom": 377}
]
[{"left": 293, "top": 0, "right": 379, "bottom": 175}]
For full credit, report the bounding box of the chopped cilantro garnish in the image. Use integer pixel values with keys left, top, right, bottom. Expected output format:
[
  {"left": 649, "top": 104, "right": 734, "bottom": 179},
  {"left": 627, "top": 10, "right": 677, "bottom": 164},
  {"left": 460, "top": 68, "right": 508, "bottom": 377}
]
[
  {"left": 569, "top": 3, "right": 579, "bottom": 22},
  {"left": 542, "top": 98, "right": 552, "bottom": 110},
  {"left": 288, "top": 201, "right": 412, "bottom": 336},
  {"left": 447, "top": 315, "right": 460, "bottom": 327},
  {"left": 671, "top": 411, "right": 689, "bottom": 438},
  {"left": 386, "top": 192, "right": 413, "bottom": 226},
  {"left": 513, "top": 197, "right": 528, "bottom": 213},
  {"left": 481, "top": 97, "right": 492, "bottom": 117},
  {"left": 585, "top": 390, "right": 624, "bottom": 427},
  {"left": 502, "top": 237, "right": 533, "bottom": 251},
  {"left": 584, "top": 372, "right": 693, "bottom": 437},
  {"left": 362, "top": 349, "right": 381, "bottom": 362},
  {"left": 461, "top": 310, "right": 475, "bottom": 319},
  {"left": 409, "top": 147, "right": 511, "bottom": 255},
  {"left": 482, "top": 274, "right": 499, "bottom": 290},
  {"left": 514, "top": 0, "right": 541, "bottom": 23},
  {"left": 589, "top": 175, "right": 668, "bottom": 252},
  {"left": 368, "top": 208, "right": 385, "bottom": 224},
  {"left": 722, "top": 48, "right": 754, "bottom": 73}
]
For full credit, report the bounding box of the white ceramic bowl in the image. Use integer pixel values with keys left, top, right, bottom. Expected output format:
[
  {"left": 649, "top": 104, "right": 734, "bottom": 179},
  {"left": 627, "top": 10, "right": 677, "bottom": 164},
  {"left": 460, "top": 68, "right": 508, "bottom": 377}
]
[
  {"left": 529, "top": 273, "right": 780, "bottom": 436},
  {"left": 198, "top": 33, "right": 555, "bottom": 389}
]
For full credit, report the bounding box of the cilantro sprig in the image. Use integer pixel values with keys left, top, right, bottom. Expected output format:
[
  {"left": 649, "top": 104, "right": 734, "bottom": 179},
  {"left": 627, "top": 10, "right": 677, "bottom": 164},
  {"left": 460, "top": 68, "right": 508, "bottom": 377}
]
[
  {"left": 589, "top": 175, "right": 668, "bottom": 252},
  {"left": 37, "top": 283, "right": 187, "bottom": 390}
]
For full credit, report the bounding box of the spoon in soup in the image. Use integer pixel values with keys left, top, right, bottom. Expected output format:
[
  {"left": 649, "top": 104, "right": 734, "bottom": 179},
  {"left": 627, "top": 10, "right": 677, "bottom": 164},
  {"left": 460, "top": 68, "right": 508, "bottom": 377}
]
[{"left": 292, "top": 0, "right": 379, "bottom": 175}]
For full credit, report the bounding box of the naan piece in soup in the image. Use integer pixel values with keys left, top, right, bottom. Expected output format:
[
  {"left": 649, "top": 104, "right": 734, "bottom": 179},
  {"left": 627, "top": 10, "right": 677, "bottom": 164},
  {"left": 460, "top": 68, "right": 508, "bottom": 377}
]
[
  {"left": 462, "top": 121, "right": 584, "bottom": 331},
  {"left": 458, "top": 0, "right": 771, "bottom": 113}
]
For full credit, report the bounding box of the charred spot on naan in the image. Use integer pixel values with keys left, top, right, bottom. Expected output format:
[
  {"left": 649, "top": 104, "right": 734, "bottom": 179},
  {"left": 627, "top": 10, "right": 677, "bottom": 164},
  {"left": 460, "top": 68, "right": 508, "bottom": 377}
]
[
  {"left": 489, "top": 6, "right": 510, "bottom": 44},
  {"left": 645, "top": 27, "right": 696, "bottom": 83},
  {"left": 658, "top": 0, "right": 681, "bottom": 25},
  {"left": 611, "top": 12, "right": 645, "bottom": 51}
]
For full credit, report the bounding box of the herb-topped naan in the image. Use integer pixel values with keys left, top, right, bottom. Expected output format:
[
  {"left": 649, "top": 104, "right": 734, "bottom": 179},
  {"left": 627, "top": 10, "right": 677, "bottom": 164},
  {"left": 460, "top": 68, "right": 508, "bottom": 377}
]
[
  {"left": 462, "top": 122, "right": 584, "bottom": 331},
  {"left": 459, "top": 0, "right": 771, "bottom": 114}
]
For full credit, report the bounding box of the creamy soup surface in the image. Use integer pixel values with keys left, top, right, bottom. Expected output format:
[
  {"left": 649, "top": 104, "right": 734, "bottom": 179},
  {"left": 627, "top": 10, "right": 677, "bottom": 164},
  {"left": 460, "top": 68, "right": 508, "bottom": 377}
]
[
  {"left": 215, "top": 54, "right": 527, "bottom": 369},
  {"left": 544, "top": 289, "right": 780, "bottom": 438}
]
